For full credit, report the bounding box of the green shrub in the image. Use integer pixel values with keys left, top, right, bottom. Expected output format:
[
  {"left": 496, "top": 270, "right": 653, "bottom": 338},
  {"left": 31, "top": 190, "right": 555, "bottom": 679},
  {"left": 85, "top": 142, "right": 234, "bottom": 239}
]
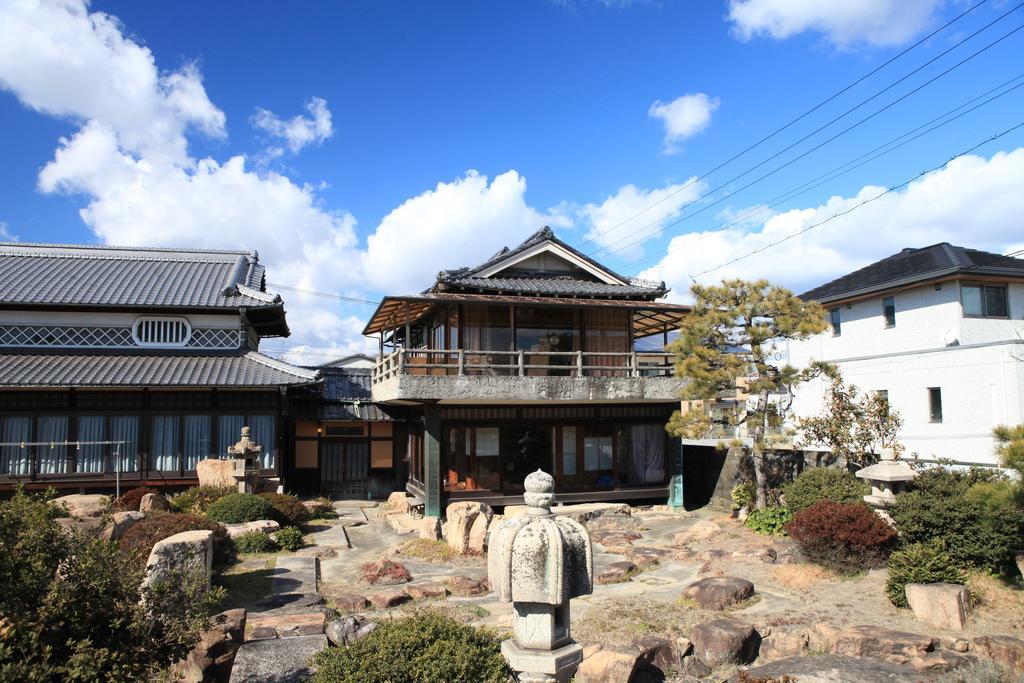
[
  {"left": 170, "top": 485, "right": 236, "bottom": 514},
  {"left": 311, "top": 610, "right": 510, "bottom": 683},
  {"left": 783, "top": 467, "right": 867, "bottom": 513},
  {"left": 0, "top": 487, "right": 221, "bottom": 681},
  {"left": 890, "top": 467, "right": 1024, "bottom": 575},
  {"left": 745, "top": 506, "right": 793, "bottom": 535},
  {"left": 111, "top": 486, "right": 159, "bottom": 512},
  {"left": 785, "top": 500, "right": 897, "bottom": 574},
  {"left": 731, "top": 481, "right": 756, "bottom": 511},
  {"left": 885, "top": 541, "right": 965, "bottom": 608},
  {"left": 235, "top": 530, "right": 276, "bottom": 554},
  {"left": 206, "top": 492, "right": 277, "bottom": 524},
  {"left": 257, "top": 492, "right": 311, "bottom": 526},
  {"left": 118, "top": 511, "right": 235, "bottom": 572},
  {"left": 306, "top": 497, "right": 337, "bottom": 520},
  {"left": 274, "top": 526, "right": 304, "bottom": 552}
]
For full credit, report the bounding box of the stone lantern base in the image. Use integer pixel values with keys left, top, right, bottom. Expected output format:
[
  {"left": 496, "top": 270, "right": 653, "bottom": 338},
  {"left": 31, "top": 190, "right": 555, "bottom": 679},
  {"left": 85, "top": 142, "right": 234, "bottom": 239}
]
[{"left": 501, "top": 639, "right": 583, "bottom": 683}]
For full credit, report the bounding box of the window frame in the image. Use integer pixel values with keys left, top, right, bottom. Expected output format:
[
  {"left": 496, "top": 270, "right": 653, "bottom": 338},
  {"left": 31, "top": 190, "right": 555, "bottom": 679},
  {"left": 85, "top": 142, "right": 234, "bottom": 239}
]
[
  {"left": 882, "top": 296, "right": 896, "bottom": 328},
  {"left": 928, "top": 387, "right": 943, "bottom": 423},
  {"left": 961, "top": 283, "right": 1009, "bottom": 319},
  {"left": 829, "top": 309, "right": 841, "bottom": 336}
]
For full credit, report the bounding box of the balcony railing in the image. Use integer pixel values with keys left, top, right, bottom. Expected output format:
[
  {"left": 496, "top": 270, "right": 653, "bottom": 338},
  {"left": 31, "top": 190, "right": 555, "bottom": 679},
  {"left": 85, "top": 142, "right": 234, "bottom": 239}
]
[{"left": 371, "top": 349, "right": 675, "bottom": 383}]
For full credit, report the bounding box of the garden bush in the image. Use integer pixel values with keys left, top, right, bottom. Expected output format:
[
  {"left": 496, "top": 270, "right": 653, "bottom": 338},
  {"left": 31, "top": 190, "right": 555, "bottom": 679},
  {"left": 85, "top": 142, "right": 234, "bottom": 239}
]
[
  {"left": 235, "top": 530, "right": 276, "bottom": 554},
  {"left": 889, "top": 467, "right": 1024, "bottom": 575},
  {"left": 311, "top": 610, "right": 510, "bottom": 683},
  {"left": 206, "top": 492, "right": 277, "bottom": 524},
  {"left": 306, "top": 497, "right": 337, "bottom": 519},
  {"left": 731, "top": 481, "right": 756, "bottom": 511},
  {"left": 885, "top": 541, "right": 965, "bottom": 608},
  {"left": 782, "top": 467, "right": 867, "bottom": 513},
  {"left": 169, "top": 485, "right": 236, "bottom": 514},
  {"left": 274, "top": 526, "right": 304, "bottom": 552},
  {"left": 785, "top": 500, "right": 897, "bottom": 574},
  {"left": 111, "top": 486, "right": 159, "bottom": 512},
  {"left": 118, "top": 511, "right": 235, "bottom": 571},
  {"left": 257, "top": 492, "right": 311, "bottom": 526},
  {"left": 0, "top": 487, "right": 221, "bottom": 681},
  {"left": 745, "top": 506, "right": 793, "bottom": 535}
]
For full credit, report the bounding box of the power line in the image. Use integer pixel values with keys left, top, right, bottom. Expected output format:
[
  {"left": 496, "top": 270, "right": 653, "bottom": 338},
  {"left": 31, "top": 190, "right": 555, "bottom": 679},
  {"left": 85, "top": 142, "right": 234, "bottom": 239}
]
[
  {"left": 689, "top": 119, "right": 1024, "bottom": 280},
  {"left": 589, "top": 4, "right": 1024, "bottom": 260},
  {"left": 572, "top": 0, "right": 992, "bottom": 252},
  {"left": 267, "top": 282, "right": 380, "bottom": 305},
  {"left": 624, "top": 71, "right": 1024, "bottom": 271}
]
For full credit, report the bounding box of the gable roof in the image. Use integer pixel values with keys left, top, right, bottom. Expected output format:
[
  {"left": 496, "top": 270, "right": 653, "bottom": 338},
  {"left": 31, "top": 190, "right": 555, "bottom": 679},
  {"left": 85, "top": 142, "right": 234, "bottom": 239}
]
[
  {"left": 0, "top": 243, "right": 290, "bottom": 336},
  {"left": 800, "top": 243, "right": 1024, "bottom": 304}
]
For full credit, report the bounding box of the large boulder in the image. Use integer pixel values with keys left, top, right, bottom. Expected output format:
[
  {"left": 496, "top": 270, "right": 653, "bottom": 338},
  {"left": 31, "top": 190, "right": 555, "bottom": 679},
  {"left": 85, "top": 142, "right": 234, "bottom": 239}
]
[
  {"left": 418, "top": 516, "right": 442, "bottom": 541},
  {"left": 689, "top": 618, "right": 760, "bottom": 667},
  {"left": 197, "top": 458, "right": 238, "bottom": 488},
  {"left": 674, "top": 520, "right": 720, "bottom": 546},
  {"left": 55, "top": 516, "right": 104, "bottom": 537},
  {"left": 171, "top": 608, "right": 246, "bottom": 683},
  {"left": 1016, "top": 552, "right": 1024, "bottom": 580},
  {"left": 360, "top": 556, "right": 412, "bottom": 585},
  {"left": 830, "top": 625, "right": 936, "bottom": 663},
  {"left": 101, "top": 510, "right": 144, "bottom": 541},
  {"left": 143, "top": 529, "right": 213, "bottom": 592},
  {"left": 224, "top": 520, "right": 280, "bottom": 539},
  {"left": 387, "top": 491, "right": 411, "bottom": 514},
  {"left": 575, "top": 645, "right": 641, "bottom": 683},
  {"left": 731, "top": 654, "right": 920, "bottom": 682},
  {"left": 445, "top": 501, "right": 493, "bottom": 554},
  {"left": 973, "top": 635, "right": 1024, "bottom": 673},
  {"left": 905, "top": 583, "right": 970, "bottom": 631},
  {"left": 682, "top": 577, "right": 756, "bottom": 611},
  {"left": 140, "top": 492, "right": 171, "bottom": 513},
  {"left": 596, "top": 560, "right": 637, "bottom": 585},
  {"left": 632, "top": 635, "right": 680, "bottom": 673},
  {"left": 53, "top": 493, "right": 108, "bottom": 518},
  {"left": 757, "top": 630, "right": 809, "bottom": 663}
]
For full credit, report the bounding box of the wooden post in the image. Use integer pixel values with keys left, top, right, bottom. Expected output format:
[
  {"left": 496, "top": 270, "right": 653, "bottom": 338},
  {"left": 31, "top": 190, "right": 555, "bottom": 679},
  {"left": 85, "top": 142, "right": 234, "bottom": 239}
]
[
  {"left": 518, "top": 349, "right": 525, "bottom": 376},
  {"left": 458, "top": 349, "right": 465, "bottom": 376},
  {"left": 576, "top": 350, "right": 583, "bottom": 377},
  {"left": 631, "top": 351, "right": 639, "bottom": 377},
  {"left": 423, "top": 405, "right": 443, "bottom": 518}
]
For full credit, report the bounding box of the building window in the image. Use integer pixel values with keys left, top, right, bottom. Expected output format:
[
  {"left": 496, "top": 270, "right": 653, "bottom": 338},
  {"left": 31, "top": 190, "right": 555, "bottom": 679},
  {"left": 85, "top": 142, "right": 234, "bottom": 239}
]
[
  {"left": 132, "top": 316, "right": 192, "bottom": 347},
  {"left": 962, "top": 284, "right": 1008, "bottom": 318},
  {"left": 883, "top": 297, "right": 896, "bottom": 327},
  {"left": 829, "top": 309, "right": 841, "bottom": 336},
  {"left": 928, "top": 387, "right": 943, "bottom": 423},
  {"left": 561, "top": 426, "right": 577, "bottom": 477}
]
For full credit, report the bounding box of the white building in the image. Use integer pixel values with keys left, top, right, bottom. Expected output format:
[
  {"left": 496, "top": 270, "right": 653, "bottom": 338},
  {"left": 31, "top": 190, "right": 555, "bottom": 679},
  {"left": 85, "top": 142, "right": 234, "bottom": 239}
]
[{"left": 789, "top": 243, "right": 1024, "bottom": 467}]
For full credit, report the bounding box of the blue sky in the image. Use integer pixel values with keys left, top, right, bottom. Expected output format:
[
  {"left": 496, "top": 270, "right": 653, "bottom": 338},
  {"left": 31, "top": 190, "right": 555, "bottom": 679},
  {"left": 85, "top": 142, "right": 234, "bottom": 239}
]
[{"left": 1, "top": 0, "right": 1023, "bottom": 359}]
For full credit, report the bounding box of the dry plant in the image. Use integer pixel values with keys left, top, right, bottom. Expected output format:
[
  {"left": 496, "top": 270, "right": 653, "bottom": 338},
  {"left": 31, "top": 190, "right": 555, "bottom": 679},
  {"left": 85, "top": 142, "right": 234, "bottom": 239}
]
[
  {"left": 397, "top": 538, "right": 457, "bottom": 563},
  {"left": 967, "top": 571, "right": 1024, "bottom": 617},
  {"left": 772, "top": 563, "right": 835, "bottom": 590}
]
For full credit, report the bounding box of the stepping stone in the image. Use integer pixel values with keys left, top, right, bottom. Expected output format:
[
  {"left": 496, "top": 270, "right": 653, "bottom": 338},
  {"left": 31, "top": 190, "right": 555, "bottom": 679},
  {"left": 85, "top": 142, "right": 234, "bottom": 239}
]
[
  {"left": 596, "top": 561, "right": 637, "bottom": 585},
  {"left": 446, "top": 576, "right": 486, "bottom": 596},
  {"left": 369, "top": 589, "right": 411, "bottom": 609},
  {"left": 247, "top": 613, "right": 325, "bottom": 640},
  {"left": 683, "top": 577, "right": 755, "bottom": 611},
  {"left": 250, "top": 592, "right": 324, "bottom": 616},
  {"left": 689, "top": 618, "right": 760, "bottom": 667},
  {"left": 406, "top": 582, "right": 448, "bottom": 600},
  {"left": 229, "top": 634, "right": 327, "bottom": 682},
  {"left": 272, "top": 556, "right": 318, "bottom": 596},
  {"left": 332, "top": 592, "right": 369, "bottom": 611}
]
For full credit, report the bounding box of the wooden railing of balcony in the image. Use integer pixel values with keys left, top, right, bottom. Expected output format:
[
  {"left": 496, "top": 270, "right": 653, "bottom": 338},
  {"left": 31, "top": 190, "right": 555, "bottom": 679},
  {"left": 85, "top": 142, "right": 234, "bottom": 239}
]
[{"left": 371, "top": 348, "right": 676, "bottom": 383}]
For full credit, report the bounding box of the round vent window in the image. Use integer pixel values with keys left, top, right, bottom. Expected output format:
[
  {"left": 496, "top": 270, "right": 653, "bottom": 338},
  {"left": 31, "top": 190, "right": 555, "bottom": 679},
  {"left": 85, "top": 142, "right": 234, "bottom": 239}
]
[{"left": 132, "top": 317, "right": 192, "bottom": 347}]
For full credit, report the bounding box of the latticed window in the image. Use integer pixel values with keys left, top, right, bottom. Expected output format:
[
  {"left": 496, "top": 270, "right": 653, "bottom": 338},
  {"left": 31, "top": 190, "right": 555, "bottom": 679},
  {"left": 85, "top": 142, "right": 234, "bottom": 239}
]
[{"left": 132, "top": 317, "right": 191, "bottom": 347}]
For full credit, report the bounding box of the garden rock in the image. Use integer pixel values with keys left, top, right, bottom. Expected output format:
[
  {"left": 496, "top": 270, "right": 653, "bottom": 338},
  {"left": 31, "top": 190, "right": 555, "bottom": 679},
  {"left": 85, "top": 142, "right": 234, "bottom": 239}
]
[
  {"left": 632, "top": 635, "right": 680, "bottom": 672},
  {"left": 674, "top": 520, "right": 720, "bottom": 545},
  {"left": 406, "top": 581, "right": 448, "bottom": 600},
  {"left": 444, "top": 501, "right": 493, "bottom": 554},
  {"left": 418, "top": 516, "right": 442, "bottom": 541},
  {"left": 228, "top": 634, "right": 326, "bottom": 683},
  {"left": 53, "top": 493, "right": 108, "bottom": 517},
  {"left": 224, "top": 520, "right": 280, "bottom": 539},
  {"left": 446, "top": 575, "right": 486, "bottom": 596},
  {"left": 55, "top": 515, "right": 103, "bottom": 537},
  {"left": 972, "top": 635, "right": 1024, "bottom": 673},
  {"left": 628, "top": 548, "right": 662, "bottom": 570},
  {"left": 757, "top": 630, "right": 809, "bottom": 662},
  {"left": 575, "top": 645, "right": 641, "bottom": 683},
  {"left": 369, "top": 589, "right": 411, "bottom": 609},
  {"left": 689, "top": 618, "right": 760, "bottom": 667},
  {"left": 909, "top": 649, "right": 974, "bottom": 673},
  {"left": 101, "top": 510, "right": 144, "bottom": 541},
  {"left": 197, "top": 458, "right": 238, "bottom": 488},
  {"left": 1016, "top": 552, "right": 1023, "bottom": 580},
  {"left": 246, "top": 612, "right": 325, "bottom": 638},
  {"left": 682, "top": 577, "right": 755, "bottom": 611},
  {"left": 830, "top": 625, "right": 936, "bottom": 663},
  {"left": 596, "top": 560, "right": 637, "bottom": 584},
  {"left": 905, "top": 583, "right": 970, "bottom": 631},
  {"left": 325, "top": 615, "right": 377, "bottom": 646},
  {"left": 172, "top": 608, "right": 246, "bottom": 683},
  {"left": 731, "top": 654, "right": 919, "bottom": 682},
  {"left": 361, "top": 556, "right": 412, "bottom": 585},
  {"left": 681, "top": 655, "right": 711, "bottom": 678},
  {"left": 140, "top": 492, "right": 171, "bottom": 513},
  {"left": 386, "top": 491, "right": 411, "bottom": 513},
  {"left": 332, "top": 592, "right": 369, "bottom": 611},
  {"left": 143, "top": 529, "right": 212, "bottom": 592}
]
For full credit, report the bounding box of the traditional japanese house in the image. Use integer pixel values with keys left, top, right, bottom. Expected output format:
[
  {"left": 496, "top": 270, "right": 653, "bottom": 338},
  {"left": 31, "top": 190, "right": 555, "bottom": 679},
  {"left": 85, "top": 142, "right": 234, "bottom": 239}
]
[
  {"left": 363, "top": 227, "right": 689, "bottom": 515},
  {"left": 0, "top": 243, "right": 318, "bottom": 493}
]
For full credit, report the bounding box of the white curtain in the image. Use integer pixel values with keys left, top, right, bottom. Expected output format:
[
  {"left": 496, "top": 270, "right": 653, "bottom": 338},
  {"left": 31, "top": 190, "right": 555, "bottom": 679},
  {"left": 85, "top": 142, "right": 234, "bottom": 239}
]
[
  {"left": 1, "top": 417, "right": 31, "bottom": 475},
  {"left": 151, "top": 416, "right": 179, "bottom": 471},
  {"left": 76, "top": 416, "right": 105, "bottom": 473},
  {"left": 217, "top": 415, "right": 244, "bottom": 458},
  {"left": 36, "top": 417, "right": 68, "bottom": 474},
  {"left": 110, "top": 416, "right": 138, "bottom": 472},
  {"left": 631, "top": 424, "right": 665, "bottom": 483},
  {"left": 183, "top": 415, "right": 211, "bottom": 470},
  {"left": 249, "top": 415, "right": 276, "bottom": 468}
]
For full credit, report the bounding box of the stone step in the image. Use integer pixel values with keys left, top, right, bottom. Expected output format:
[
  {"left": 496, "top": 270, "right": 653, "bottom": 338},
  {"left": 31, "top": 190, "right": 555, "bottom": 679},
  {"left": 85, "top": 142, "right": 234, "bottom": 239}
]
[
  {"left": 271, "top": 556, "right": 318, "bottom": 596},
  {"left": 247, "top": 612, "right": 326, "bottom": 640},
  {"left": 228, "top": 634, "right": 327, "bottom": 683}
]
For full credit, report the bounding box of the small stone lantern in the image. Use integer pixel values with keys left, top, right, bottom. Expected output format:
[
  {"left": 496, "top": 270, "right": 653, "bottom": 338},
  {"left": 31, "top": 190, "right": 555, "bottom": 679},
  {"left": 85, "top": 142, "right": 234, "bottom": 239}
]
[
  {"left": 228, "top": 426, "right": 263, "bottom": 493},
  {"left": 855, "top": 447, "right": 916, "bottom": 517},
  {"left": 488, "top": 470, "right": 593, "bottom": 683}
]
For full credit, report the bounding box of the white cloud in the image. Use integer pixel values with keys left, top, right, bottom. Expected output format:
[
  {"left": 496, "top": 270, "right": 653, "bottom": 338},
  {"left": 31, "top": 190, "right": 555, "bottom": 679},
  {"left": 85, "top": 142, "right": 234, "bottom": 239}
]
[
  {"left": 0, "top": 222, "right": 14, "bottom": 241},
  {"left": 648, "top": 92, "right": 719, "bottom": 153},
  {"left": 252, "top": 96, "right": 334, "bottom": 155},
  {"left": 360, "top": 170, "right": 571, "bottom": 293},
  {"left": 727, "top": 0, "right": 945, "bottom": 48},
  {"left": 578, "top": 180, "right": 705, "bottom": 259},
  {"left": 640, "top": 148, "right": 1024, "bottom": 300}
]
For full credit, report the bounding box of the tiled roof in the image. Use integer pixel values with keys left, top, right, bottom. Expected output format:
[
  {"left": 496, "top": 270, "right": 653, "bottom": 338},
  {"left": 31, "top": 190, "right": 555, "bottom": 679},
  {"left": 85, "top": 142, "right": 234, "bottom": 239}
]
[
  {"left": 438, "top": 276, "right": 666, "bottom": 298},
  {"left": 800, "top": 243, "right": 1024, "bottom": 303},
  {"left": 289, "top": 367, "right": 397, "bottom": 421},
  {"left": 0, "top": 243, "right": 279, "bottom": 310},
  {"left": 0, "top": 351, "right": 317, "bottom": 387}
]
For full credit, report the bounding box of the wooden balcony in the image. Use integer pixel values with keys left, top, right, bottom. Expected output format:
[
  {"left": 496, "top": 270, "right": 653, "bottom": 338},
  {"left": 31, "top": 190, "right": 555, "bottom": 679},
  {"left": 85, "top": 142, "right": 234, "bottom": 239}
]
[{"left": 370, "top": 349, "right": 684, "bottom": 403}]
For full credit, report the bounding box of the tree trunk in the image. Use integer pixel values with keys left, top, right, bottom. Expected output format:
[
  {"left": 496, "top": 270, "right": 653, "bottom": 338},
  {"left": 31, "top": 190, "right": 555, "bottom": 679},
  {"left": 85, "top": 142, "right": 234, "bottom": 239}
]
[{"left": 751, "top": 425, "right": 768, "bottom": 510}]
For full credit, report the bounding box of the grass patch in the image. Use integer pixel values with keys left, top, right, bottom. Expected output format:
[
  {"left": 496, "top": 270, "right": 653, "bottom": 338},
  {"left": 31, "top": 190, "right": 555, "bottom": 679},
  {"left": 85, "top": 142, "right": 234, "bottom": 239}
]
[
  {"left": 772, "top": 563, "right": 835, "bottom": 590},
  {"left": 215, "top": 557, "right": 277, "bottom": 610},
  {"left": 967, "top": 571, "right": 1024, "bottom": 614},
  {"left": 576, "top": 597, "right": 705, "bottom": 648},
  {"left": 397, "top": 538, "right": 457, "bottom": 563}
]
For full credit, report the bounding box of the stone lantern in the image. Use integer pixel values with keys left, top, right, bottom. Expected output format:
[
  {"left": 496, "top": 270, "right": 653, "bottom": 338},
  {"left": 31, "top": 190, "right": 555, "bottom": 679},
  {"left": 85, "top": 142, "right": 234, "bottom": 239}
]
[
  {"left": 855, "top": 447, "right": 916, "bottom": 519},
  {"left": 487, "top": 470, "right": 593, "bottom": 683},
  {"left": 228, "top": 426, "right": 263, "bottom": 494}
]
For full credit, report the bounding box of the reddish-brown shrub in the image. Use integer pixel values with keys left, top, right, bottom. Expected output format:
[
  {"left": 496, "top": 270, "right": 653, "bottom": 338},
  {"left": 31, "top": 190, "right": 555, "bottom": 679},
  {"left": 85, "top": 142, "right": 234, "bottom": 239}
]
[
  {"left": 785, "top": 500, "right": 897, "bottom": 574},
  {"left": 111, "top": 486, "right": 159, "bottom": 511},
  {"left": 118, "top": 511, "right": 235, "bottom": 572},
  {"left": 361, "top": 556, "right": 412, "bottom": 585}
]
